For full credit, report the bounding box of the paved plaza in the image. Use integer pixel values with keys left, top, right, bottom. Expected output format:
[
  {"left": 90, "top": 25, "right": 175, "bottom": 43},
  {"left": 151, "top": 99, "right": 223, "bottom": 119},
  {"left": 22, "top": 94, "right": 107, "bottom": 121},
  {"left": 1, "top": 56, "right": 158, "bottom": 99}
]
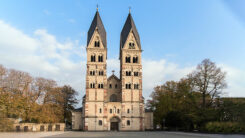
[{"left": 0, "top": 131, "right": 245, "bottom": 138}]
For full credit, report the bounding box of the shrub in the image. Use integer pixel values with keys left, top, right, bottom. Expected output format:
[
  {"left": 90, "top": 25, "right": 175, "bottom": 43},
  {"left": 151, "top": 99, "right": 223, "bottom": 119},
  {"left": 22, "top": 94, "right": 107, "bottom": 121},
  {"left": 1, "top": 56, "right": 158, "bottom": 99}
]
[
  {"left": 204, "top": 122, "right": 245, "bottom": 133},
  {"left": 0, "top": 118, "right": 14, "bottom": 132}
]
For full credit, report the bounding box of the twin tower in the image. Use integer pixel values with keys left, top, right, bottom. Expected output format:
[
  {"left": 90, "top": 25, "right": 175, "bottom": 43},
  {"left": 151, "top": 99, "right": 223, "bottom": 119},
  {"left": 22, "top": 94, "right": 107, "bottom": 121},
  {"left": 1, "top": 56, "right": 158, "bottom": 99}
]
[{"left": 82, "top": 10, "right": 144, "bottom": 131}]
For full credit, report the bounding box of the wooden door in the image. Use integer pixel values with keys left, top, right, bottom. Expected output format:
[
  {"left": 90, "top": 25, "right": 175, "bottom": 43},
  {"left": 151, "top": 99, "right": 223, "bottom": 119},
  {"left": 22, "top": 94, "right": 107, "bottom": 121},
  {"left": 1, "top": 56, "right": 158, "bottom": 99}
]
[{"left": 110, "top": 122, "right": 118, "bottom": 131}]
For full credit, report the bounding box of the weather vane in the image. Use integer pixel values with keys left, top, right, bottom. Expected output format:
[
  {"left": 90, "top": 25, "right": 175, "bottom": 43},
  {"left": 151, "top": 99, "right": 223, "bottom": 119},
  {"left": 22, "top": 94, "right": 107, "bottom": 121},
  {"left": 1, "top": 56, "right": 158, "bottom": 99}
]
[
  {"left": 129, "top": 6, "right": 131, "bottom": 13},
  {"left": 96, "top": 4, "right": 99, "bottom": 11}
]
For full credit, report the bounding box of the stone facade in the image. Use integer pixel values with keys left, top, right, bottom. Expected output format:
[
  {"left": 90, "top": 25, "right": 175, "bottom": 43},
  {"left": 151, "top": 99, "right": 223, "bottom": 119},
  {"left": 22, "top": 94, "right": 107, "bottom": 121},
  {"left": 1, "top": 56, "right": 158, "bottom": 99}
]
[
  {"left": 72, "top": 107, "right": 83, "bottom": 130},
  {"left": 144, "top": 110, "right": 154, "bottom": 130},
  {"left": 79, "top": 10, "right": 153, "bottom": 131},
  {"left": 13, "top": 123, "right": 65, "bottom": 132}
]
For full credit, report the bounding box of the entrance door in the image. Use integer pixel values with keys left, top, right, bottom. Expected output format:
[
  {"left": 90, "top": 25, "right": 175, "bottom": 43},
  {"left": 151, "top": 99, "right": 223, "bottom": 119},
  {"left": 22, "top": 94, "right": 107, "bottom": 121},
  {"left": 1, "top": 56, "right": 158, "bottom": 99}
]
[{"left": 110, "top": 122, "right": 118, "bottom": 131}]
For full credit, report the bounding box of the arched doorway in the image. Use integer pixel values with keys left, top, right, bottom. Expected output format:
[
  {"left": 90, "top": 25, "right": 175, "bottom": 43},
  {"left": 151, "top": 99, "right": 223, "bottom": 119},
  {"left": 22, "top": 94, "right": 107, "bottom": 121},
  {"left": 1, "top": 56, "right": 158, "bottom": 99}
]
[{"left": 110, "top": 116, "right": 120, "bottom": 131}]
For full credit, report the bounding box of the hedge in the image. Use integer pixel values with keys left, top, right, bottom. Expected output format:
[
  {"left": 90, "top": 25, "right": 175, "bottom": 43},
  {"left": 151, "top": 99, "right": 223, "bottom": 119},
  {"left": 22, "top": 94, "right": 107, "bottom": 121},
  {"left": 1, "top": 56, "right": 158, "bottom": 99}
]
[{"left": 204, "top": 122, "right": 245, "bottom": 133}]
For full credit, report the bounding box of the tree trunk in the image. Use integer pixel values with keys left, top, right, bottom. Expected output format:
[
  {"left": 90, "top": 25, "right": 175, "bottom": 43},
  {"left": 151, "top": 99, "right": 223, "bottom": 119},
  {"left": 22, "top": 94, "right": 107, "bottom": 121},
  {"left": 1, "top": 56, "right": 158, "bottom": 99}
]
[{"left": 202, "top": 92, "right": 206, "bottom": 109}]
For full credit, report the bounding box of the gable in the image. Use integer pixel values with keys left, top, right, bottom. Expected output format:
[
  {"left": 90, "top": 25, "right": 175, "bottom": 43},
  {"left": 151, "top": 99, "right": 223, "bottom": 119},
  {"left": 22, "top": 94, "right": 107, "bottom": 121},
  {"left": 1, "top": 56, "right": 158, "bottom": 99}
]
[
  {"left": 122, "top": 30, "right": 140, "bottom": 50},
  {"left": 87, "top": 28, "right": 105, "bottom": 49},
  {"left": 108, "top": 74, "right": 120, "bottom": 82}
]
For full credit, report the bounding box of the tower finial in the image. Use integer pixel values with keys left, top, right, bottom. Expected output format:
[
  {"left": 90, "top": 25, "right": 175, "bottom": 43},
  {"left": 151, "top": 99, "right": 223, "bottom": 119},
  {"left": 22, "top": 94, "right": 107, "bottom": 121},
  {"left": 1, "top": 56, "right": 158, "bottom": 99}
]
[
  {"left": 129, "top": 6, "right": 131, "bottom": 13},
  {"left": 112, "top": 70, "right": 115, "bottom": 75},
  {"left": 96, "top": 4, "right": 99, "bottom": 11}
]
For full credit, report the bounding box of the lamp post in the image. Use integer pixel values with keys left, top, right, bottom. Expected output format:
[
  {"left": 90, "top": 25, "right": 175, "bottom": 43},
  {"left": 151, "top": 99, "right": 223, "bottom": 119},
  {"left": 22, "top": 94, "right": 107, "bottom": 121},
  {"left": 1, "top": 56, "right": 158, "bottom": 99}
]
[{"left": 162, "top": 118, "right": 165, "bottom": 130}]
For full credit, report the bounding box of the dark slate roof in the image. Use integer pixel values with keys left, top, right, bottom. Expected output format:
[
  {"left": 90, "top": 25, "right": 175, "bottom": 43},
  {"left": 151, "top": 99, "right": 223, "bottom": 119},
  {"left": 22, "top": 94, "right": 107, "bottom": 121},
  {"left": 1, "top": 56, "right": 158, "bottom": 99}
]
[
  {"left": 87, "top": 11, "right": 106, "bottom": 48},
  {"left": 73, "top": 107, "right": 83, "bottom": 112},
  {"left": 120, "top": 13, "right": 141, "bottom": 49}
]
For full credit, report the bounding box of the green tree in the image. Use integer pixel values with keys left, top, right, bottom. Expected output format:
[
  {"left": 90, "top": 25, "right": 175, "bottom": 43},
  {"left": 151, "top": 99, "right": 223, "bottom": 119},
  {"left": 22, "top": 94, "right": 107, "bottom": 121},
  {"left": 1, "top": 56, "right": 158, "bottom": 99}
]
[{"left": 61, "top": 85, "right": 78, "bottom": 124}]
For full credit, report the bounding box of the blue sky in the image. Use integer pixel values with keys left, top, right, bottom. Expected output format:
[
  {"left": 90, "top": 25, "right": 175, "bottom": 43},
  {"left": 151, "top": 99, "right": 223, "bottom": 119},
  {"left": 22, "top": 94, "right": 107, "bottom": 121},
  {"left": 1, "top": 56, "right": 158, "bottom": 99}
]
[{"left": 0, "top": 0, "right": 245, "bottom": 104}]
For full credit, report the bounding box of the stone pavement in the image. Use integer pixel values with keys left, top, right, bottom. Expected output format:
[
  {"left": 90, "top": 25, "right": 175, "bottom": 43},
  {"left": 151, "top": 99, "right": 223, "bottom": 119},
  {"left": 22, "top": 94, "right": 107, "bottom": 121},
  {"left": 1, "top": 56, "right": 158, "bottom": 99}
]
[{"left": 0, "top": 131, "right": 245, "bottom": 138}]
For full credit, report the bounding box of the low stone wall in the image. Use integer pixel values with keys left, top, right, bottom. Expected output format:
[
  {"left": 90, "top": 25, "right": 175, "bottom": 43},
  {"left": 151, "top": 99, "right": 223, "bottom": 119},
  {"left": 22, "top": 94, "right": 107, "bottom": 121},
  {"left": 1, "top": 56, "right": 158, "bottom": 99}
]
[{"left": 13, "top": 123, "right": 65, "bottom": 132}]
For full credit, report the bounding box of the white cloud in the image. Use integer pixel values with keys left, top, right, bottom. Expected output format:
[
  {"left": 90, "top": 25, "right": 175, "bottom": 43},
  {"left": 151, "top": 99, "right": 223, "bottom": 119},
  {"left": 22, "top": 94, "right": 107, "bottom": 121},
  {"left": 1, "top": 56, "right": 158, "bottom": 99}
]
[
  {"left": 219, "top": 64, "right": 245, "bottom": 97},
  {"left": 142, "top": 59, "right": 194, "bottom": 98},
  {"left": 0, "top": 20, "right": 244, "bottom": 108},
  {"left": 0, "top": 20, "right": 85, "bottom": 104}
]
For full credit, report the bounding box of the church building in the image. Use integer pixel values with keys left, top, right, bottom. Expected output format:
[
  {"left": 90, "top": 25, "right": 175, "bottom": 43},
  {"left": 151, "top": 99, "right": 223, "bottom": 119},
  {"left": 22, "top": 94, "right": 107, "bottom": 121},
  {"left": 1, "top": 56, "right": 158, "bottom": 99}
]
[{"left": 72, "top": 9, "right": 153, "bottom": 131}]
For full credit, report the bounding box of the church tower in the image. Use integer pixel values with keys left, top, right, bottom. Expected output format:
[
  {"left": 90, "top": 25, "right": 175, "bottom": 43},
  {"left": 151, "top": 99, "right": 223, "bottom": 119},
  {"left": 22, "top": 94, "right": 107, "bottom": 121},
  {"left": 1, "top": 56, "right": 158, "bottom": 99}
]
[
  {"left": 120, "top": 12, "right": 144, "bottom": 131},
  {"left": 84, "top": 9, "right": 107, "bottom": 131},
  {"left": 81, "top": 9, "right": 151, "bottom": 131}
]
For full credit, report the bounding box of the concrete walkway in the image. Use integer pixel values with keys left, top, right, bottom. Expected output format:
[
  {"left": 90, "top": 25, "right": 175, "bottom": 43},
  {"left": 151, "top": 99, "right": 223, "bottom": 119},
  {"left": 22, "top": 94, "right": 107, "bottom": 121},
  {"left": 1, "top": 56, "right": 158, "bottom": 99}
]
[{"left": 0, "top": 131, "right": 244, "bottom": 138}]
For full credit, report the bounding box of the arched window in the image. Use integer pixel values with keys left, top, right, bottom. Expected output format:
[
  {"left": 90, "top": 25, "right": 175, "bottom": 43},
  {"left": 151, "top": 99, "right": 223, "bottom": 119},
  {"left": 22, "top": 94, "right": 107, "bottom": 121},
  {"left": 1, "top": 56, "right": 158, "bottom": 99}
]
[
  {"left": 99, "top": 108, "right": 102, "bottom": 113},
  {"left": 126, "top": 71, "right": 131, "bottom": 76},
  {"left": 134, "top": 84, "right": 139, "bottom": 89},
  {"left": 98, "top": 55, "right": 103, "bottom": 62},
  {"left": 133, "top": 56, "right": 138, "bottom": 63},
  {"left": 125, "top": 56, "right": 131, "bottom": 63},
  {"left": 91, "top": 54, "right": 96, "bottom": 62},
  {"left": 110, "top": 94, "right": 117, "bottom": 102},
  {"left": 94, "top": 41, "right": 100, "bottom": 47},
  {"left": 98, "top": 120, "right": 102, "bottom": 125},
  {"left": 90, "top": 70, "right": 95, "bottom": 76},
  {"left": 127, "top": 120, "right": 130, "bottom": 126},
  {"left": 129, "top": 42, "right": 135, "bottom": 49},
  {"left": 98, "top": 83, "right": 104, "bottom": 89},
  {"left": 90, "top": 83, "right": 95, "bottom": 88},
  {"left": 134, "top": 72, "right": 139, "bottom": 76},
  {"left": 127, "top": 109, "right": 130, "bottom": 114},
  {"left": 99, "top": 71, "right": 103, "bottom": 76},
  {"left": 126, "top": 83, "right": 131, "bottom": 89}
]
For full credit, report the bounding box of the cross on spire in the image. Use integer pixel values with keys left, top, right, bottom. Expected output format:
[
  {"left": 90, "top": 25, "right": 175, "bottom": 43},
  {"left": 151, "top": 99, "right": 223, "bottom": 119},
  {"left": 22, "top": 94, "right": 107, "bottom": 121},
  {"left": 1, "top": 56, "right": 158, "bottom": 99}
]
[
  {"left": 129, "top": 6, "right": 131, "bottom": 13},
  {"left": 96, "top": 4, "right": 99, "bottom": 11}
]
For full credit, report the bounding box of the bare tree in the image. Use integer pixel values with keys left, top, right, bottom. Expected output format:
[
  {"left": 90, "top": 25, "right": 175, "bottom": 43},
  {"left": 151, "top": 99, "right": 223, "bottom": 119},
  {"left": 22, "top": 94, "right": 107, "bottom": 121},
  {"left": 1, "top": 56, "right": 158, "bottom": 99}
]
[
  {"left": 33, "top": 77, "right": 57, "bottom": 104},
  {"left": 188, "top": 59, "right": 227, "bottom": 108},
  {"left": 0, "top": 65, "right": 6, "bottom": 88},
  {"left": 5, "top": 69, "right": 32, "bottom": 95}
]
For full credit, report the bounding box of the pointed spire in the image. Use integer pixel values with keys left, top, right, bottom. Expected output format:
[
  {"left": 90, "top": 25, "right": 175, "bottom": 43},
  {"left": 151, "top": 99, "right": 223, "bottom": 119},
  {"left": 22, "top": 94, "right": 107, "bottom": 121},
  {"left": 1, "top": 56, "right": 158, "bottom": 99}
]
[
  {"left": 87, "top": 8, "right": 107, "bottom": 48},
  {"left": 120, "top": 12, "right": 141, "bottom": 49}
]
